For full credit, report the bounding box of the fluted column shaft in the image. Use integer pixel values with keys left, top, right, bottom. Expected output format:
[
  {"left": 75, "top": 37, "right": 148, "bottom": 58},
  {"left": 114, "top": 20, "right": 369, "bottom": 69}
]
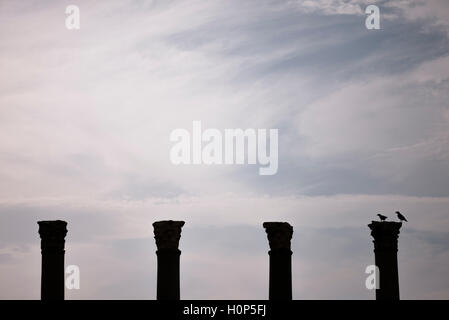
[
  {"left": 38, "top": 220, "right": 68, "bottom": 300},
  {"left": 263, "top": 222, "right": 293, "bottom": 300},
  {"left": 368, "top": 221, "right": 402, "bottom": 300},
  {"left": 153, "top": 220, "right": 185, "bottom": 300}
]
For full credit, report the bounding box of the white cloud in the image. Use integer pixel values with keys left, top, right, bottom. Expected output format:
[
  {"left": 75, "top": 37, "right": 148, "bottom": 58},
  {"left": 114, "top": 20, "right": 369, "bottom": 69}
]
[
  {"left": 294, "top": 0, "right": 369, "bottom": 15},
  {"left": 297, "top": 55, "right": 449, "bottom": 160}
]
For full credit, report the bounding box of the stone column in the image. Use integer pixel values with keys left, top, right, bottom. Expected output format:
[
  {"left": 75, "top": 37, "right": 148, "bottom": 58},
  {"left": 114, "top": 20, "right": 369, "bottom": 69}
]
[
  {"left": 38, "top": 220, "right": 68, "bottom": 300},
  {"left": 368, "top": 221, "right": 402, "bottom": 300},
  {"left": 263, "top": 222, "right": 293, "bottom": 300},
  {"left": 153, "top": 220, "right": 185, "bottom": 300}
]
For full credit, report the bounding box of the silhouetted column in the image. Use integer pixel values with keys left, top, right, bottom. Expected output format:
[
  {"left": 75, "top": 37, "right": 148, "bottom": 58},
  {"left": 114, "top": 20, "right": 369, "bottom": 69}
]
[
  {"left": 368, "top": 221, "right": 402, "bottom": 300},
  {"left": 153, "top": 220, "right": 185, "bottom": 300},
  {"left": 38, "top": 220, "right": 68, "bottom": 300},
  {"left": 263, "top": 222, "right": 293, "bottom": 300}
]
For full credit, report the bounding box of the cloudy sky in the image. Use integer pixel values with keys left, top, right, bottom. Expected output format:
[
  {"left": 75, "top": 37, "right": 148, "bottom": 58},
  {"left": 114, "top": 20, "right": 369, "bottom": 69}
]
[{"left": 1, "top": 0, "right": 449, "bottom": 299}]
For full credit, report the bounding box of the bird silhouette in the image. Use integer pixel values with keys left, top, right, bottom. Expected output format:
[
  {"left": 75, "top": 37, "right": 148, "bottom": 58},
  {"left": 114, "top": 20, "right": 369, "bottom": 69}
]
[
  {"left": 377, "top": 214, "right": 388, "bottom": 221},
  {"left": 396, "top": 211, "right": 407, "bottom": 222}
]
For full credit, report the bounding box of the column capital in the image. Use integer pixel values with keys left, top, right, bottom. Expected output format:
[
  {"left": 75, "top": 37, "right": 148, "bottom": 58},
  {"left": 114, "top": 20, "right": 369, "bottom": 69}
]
[
  {"left": 38, "top": 220, "right": 68, "bottom": 253},
  {"left": 263, "top": 222, "right": 293, "bottom": 251},
  {"left": 153, "top": 220, "right": 185, "bottom": 250},
  {"left": 368, "top": 221, "right": 402, "bottom": 252}
]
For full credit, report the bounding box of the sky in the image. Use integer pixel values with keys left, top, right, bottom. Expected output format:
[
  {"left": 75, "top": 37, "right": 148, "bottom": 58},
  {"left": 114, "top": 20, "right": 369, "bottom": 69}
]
[{"left": 0, "top": 0, "right": 449, "bottom": 299}]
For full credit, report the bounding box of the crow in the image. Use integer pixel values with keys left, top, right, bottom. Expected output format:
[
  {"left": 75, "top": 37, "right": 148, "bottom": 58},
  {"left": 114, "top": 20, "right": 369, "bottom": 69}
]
[
  {"left": 377, "top": 214, "right": 388, "bottom": 221},
  {"left": 396, "top": 211, "right": 408, "bottom": 222}
]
